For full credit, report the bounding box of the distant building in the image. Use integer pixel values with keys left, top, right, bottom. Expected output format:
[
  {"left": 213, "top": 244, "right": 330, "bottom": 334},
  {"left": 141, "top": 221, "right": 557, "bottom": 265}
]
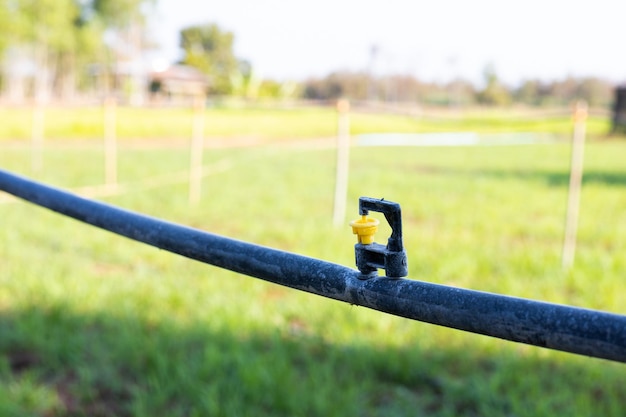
[
  {"left": 148, "top": 65, "right": 209, "bottom": 105},
  {"left": 612, "top": 86, "right": 626, "bottom": 134}
]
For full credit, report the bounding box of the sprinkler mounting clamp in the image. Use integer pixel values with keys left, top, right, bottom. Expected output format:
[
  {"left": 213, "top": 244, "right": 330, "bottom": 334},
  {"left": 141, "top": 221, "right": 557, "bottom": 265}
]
[{"left": 350, "top": 197, "right": 408, "bottom": 279}]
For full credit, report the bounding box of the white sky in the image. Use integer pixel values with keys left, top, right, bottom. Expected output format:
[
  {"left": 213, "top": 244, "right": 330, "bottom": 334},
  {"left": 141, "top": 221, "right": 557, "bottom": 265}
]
[{"left": 150, "top": 0, "right": 626, "bottom": 86}]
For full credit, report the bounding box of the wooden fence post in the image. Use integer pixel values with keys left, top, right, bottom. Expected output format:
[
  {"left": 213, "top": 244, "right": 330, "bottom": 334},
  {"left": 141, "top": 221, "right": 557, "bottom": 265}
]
[
  {"left": 562, "top": 100, "right": 587, "bottom": 270},
  {"left": 31, "top": 100, "right": 45, "bottom": 173},
  {"left": 333, "top": 99, "right": 351, "bottom": 226},
  {"left": 104, "top": 97, "right": 118, "bottom": 190},
  {"left": 189, "top": 96, "right": 205, "bottom": 204}
]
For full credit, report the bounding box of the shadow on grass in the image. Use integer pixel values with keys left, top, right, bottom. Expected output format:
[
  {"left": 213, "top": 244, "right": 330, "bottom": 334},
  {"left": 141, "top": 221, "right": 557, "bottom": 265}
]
[
  {"left": 412, "top": 164, "right": 626, "bottom": 188},
  {"left": 495, "top": 169, "right": 626, "bottom": 188},
  {"left": 0, "top": 305, "right": 624, "bottom": 417}
]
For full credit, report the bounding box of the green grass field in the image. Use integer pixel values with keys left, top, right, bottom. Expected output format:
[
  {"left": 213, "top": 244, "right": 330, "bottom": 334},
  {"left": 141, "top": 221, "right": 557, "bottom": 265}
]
[
  {"left": 0, "top": 106, "right": 625, "bottom": 416},
  {"left": 0, "top": 104, "right": 614, "bottom": 142}
]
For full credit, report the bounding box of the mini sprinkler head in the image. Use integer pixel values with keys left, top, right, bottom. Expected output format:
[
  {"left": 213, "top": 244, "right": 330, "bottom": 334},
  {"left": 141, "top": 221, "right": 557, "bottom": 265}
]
[
  {"left": 350, "top": 197, "right": 408, "bottom": 278},
  {"left": 349, "top": 215, "right": 379, "bottom": 244}
]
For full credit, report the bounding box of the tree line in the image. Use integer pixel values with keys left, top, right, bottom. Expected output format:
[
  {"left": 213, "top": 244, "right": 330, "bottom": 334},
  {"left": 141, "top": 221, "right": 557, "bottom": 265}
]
[
  {"left": 0, "top": 0, "right": 152, "bottom": 103},
  {"left": 302, "top": 70, "right": 615, "bottom": 108},
  {"left": 0, "top": 3, "right": 618, "bottom": 108}
]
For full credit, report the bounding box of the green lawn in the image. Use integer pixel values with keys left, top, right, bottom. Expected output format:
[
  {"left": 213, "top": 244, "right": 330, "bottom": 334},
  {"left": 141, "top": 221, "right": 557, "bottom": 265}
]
[
  {"left": 0, "top": 107, "right": 624, "bottom": 416},
  {"left": 0, "top": 104, "right": 615, "bottom": 142}
]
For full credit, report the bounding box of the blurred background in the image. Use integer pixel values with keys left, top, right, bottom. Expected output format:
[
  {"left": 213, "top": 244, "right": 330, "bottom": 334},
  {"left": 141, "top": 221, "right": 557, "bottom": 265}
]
[
  {"left": 1, "top": 0, "right": 625, "bottom": 107},
  {"left": 1, "top": 1, "right": 625, "bottom": 416}
]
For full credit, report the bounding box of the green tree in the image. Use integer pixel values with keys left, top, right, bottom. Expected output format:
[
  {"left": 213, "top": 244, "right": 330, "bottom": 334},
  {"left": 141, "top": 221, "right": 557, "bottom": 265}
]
[
  {"left": 578, "top": 77, "right": 612, "bottom": 107},
  {"left": 180, "top": 23, "right": 240, "bottom": 95},
  {"left": 515, "top": 79, "right": 541, "bottom": 105},
  {"left": 4, "top": 0, "right": 82, "bottom": 100},
  {"left": 0, "top": 0, "right": 154, "bottom": 101},
  {"left": 0, "top": 0, "right": 16, "bottom": 91},
  {"left": 477, "top": 63, "right": 511, "bottom": 106},
  {"left": 0, "top": 0, "right": 13, "bottom": 55},
  {"left": 90, "top": 0, "right": 156, "bottom": 103},
  {"left": 92, "top": 0, "right": 149, "bottom": 27}
]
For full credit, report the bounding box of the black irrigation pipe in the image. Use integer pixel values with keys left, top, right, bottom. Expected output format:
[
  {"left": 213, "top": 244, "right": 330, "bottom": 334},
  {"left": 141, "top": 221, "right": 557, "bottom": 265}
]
[{"left": 1, "top": 168, "right": 625, "bottom": 363}]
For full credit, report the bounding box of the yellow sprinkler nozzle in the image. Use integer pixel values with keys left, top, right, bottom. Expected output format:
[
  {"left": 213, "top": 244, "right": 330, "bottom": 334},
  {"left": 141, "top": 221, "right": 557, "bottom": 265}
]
[{"left": 350, "top": 215, "right": 379, "bottom": 245}]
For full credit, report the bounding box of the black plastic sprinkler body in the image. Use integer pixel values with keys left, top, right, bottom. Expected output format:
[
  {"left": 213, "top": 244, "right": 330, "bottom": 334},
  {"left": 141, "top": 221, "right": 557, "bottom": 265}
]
[{"left": 350, "top": 197, "right": 408, "bottom": 278}]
